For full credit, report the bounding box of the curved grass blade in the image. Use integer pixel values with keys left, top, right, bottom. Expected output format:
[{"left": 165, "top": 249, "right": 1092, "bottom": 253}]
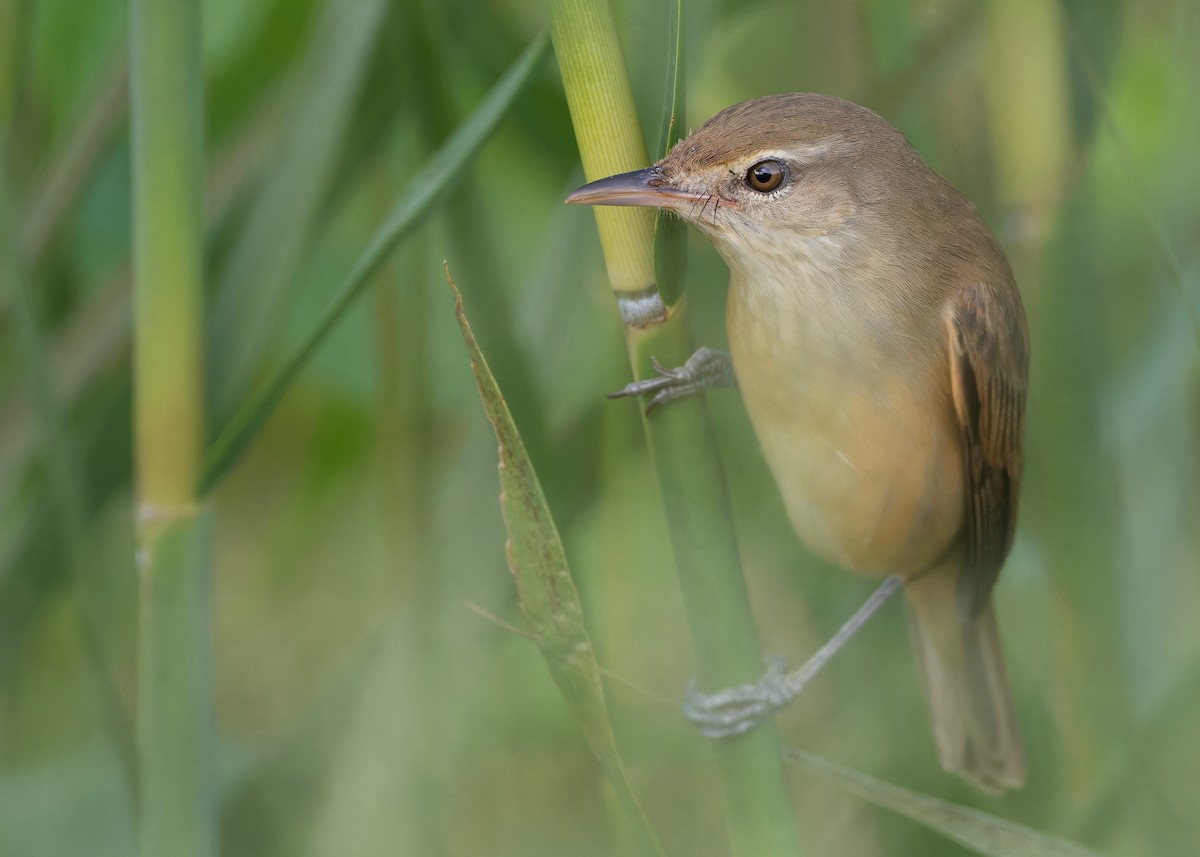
[
  {"left": 209, "top": 0, "right": 387, "bottom": 421},
  {"left": 653, "top": 0, "right": 685, "bottom": 307},
  {"left": 654, "top": 0, "right": 684, "bottom": 162},
  {"left": 197, "top": 32, "right": 551, "bottom": 495},
  {"left": 551, "top": 0, "right": 802, "bottom": 852},
  {"left": 0, "top": 161, "right": 138, "bottom": 794},
  {"left": 785, "top": 749, "right": 1105, "bottom": 857},
  {"left": 449, "top": 270, "right": 665, "bottom": 857}
]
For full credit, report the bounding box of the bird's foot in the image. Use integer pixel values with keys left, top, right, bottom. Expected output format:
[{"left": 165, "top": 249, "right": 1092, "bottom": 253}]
[
  {"left": 608, "top": 347, "right": 735, "bottom": 414},
  {"left": 683, "top": 655, "right": 793, "bottom": 738},
  {"left": 682, "top": 577, "right": 906, "bottom": 740}
]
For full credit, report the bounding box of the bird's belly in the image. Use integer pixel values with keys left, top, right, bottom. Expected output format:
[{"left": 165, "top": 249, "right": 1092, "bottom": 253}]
[{"left": 732, "top": 339, "right": 964, "bottom": 577}]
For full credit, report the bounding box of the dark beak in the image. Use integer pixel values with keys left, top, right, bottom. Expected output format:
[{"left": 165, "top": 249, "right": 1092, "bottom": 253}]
[{"left": 565, "top": 166, "right": 705, "bottom": 209}]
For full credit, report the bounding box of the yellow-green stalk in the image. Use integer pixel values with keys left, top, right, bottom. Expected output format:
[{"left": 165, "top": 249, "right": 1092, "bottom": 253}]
[
  {"left": 129, "top": 0, "right": 214, "bottom": 853},
  {"left": 549, "top": 0, "right": 804, "bottom": 852}
]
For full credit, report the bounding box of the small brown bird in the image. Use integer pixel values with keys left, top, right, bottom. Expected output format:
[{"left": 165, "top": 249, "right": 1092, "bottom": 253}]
[{"left": 567, "top": 94, "right": 1028, "bottom": 793}]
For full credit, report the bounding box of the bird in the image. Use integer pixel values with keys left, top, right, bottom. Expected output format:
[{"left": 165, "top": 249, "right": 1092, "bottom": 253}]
[{"left": 566, "top": 93, "right": 1029, "bottom": 793}]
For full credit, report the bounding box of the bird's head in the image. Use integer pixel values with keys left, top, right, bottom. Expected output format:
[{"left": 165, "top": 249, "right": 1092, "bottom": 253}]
[{"left": 567, "top": 93, "right": 925, "bottom": 267}]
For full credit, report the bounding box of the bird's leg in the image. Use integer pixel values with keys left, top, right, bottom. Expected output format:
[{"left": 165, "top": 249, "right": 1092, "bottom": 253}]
[
  {"left": 608, "top": 347, "right": 735, "bottom": 414},
  {"left": 684, "top": 576, "right": 905, "bottom": 738}
]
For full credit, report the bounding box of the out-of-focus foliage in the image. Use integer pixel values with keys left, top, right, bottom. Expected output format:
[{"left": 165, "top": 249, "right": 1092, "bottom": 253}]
[{"left": 0, "top": 0, "right": 1196, "bottom": 855}]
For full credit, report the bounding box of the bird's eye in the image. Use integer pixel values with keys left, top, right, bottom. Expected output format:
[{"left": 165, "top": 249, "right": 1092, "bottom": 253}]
[{"left": 746, "top": 160, "right": 785, "bottom": 192}]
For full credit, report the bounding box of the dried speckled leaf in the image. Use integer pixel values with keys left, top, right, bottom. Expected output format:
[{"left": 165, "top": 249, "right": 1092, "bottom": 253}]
[{"left": 449, "top": 269, "right": 663, "bottom": 857}]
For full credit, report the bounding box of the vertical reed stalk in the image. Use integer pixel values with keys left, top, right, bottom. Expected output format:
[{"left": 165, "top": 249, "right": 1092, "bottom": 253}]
[
  {"left": 129, "top": 0, "right": 214, "bottom": 853},
  {"left": 549, "top": 0, "right": 803, "bottom": 852}
]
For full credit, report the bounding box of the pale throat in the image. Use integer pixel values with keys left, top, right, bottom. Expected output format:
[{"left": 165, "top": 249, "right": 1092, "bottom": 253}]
[{"left": 712, "top": 222, "right": 880, "bottom": 354}]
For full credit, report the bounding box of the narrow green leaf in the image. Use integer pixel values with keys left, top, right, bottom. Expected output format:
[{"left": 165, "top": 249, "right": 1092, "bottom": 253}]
[
  {"left": 209, "top": 0, "right": 387, "bottom": 420},
  {"left": 551, "top": 0, "right": 802, "bottom": 852},
  {"left": 197, "top": 32, "right": 551, "bottom": 495},
  {"left": 654, "top": 0, "right": 685, "bottom": 161},
  {"left": 653, "top": 0, "right": 686, "bottom": 307},
  {"left": 19, "top": 55, "right": 129, "bottom": 267},
  {"left": 785, "top": 749, "right": 1105, "bottom": 857},
  {"left": 449, "top": 271, "right": 664, "bottom": 857},
  {"left": 0, "top": 157, "right": 137, "bottom": 793}
]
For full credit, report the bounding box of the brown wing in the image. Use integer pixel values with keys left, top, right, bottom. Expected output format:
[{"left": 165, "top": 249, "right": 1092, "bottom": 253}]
[{"left": 944, "top": 279, "right": 1029, "bottom": 617}]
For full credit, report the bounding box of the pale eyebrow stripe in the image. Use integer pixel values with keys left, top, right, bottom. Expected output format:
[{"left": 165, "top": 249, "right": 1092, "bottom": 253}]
[{"left": 740, "top": 137, "right": 845, "bottom": 166}]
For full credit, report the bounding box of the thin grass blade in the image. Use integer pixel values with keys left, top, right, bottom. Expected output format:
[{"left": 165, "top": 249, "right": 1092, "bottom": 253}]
[
  {"left": 653, "top": 0, "right": 684, "bottom": 162},
  {"left": 209, "top": 0, "right": 387, "bottom": 421},
  {"left": 550, "top": 0, "right": 802, "bottom": 851},
  {"left": 785, "top": 749, "right": 1104, "bottom": 857},
  {"left": 653, "top": 0, "right": 685, "bottom": 307},
  {"left": 197, "top": 32, "right": 550, "bottom": 494}
]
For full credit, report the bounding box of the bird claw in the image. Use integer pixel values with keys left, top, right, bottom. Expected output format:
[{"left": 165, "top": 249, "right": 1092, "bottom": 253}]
[
  {"left": 649, "top": 356, "right": 685, "bottom": 379},
  {"left": 682, "top": 655, "right": 792, "bottom": 739},
  {"left": 607, "top": 366, "right": 682, "bottom": 414},
  {"left": 682, "top": 578, "right": 906, "bottom": 740},
  {"left": 607, "top": 347, "right": 735, "bottom": 415}
]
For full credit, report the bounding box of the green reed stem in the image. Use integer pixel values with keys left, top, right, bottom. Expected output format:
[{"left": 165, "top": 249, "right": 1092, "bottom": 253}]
[
  {"left": 549, "top": 0, "right": 804, "bottom": 852},
  {"left": 129, "top": 0, "right": 214, "bottom": 852}
]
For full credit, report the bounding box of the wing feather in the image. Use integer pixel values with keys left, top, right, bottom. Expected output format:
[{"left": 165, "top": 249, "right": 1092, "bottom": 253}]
[{"left": 944, "top": 280, "right": 1029, "bottom": 616}]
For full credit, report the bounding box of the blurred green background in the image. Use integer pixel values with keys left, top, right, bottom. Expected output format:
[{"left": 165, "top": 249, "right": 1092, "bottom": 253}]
[{"left": 1, "top": 0, "right": 1198, "bottom": 854}]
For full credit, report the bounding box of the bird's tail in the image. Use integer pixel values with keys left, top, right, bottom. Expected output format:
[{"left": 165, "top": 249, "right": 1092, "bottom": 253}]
[{"left": 904, "top": 569, "right": 1025, "bottom": 794}]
